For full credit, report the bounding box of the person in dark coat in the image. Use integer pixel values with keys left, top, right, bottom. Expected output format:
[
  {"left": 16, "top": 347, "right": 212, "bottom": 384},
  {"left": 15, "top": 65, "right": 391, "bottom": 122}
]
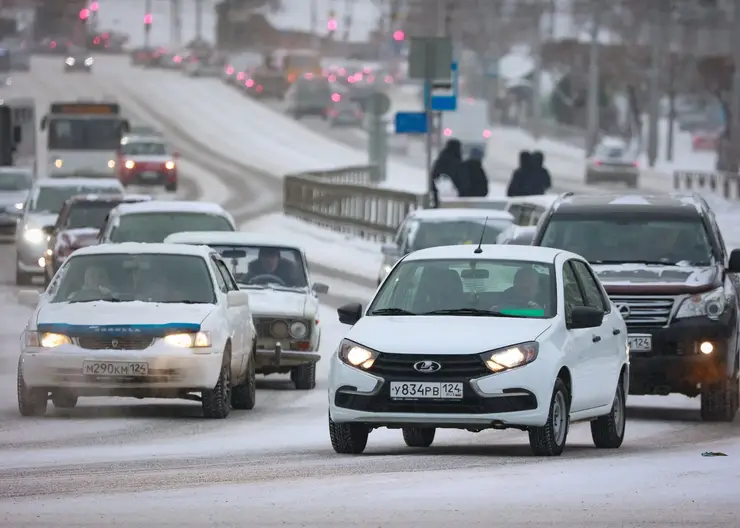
[
  {"left": 246, "top": 247, "right": 298, "bottom": 286},
  {"left": 507, "top": 150, "right": 533, "bottom": 197},
  {"left": 431, "top": 138, "right": 465, "bottom": 205},
  {"left": 530, "top": 150, "right": 552, "bottom": 194},
  {"left": 459, "top": 147, "right": 488, "bottom": 197}
]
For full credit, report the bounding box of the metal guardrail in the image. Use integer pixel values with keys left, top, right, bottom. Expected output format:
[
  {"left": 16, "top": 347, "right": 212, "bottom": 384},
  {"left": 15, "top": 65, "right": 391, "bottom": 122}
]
[
  {"left": 283, "top": 165, "right": 426, "bottom": 241},
  {"left": 673, "top": 170, "right": 740, "bottom": 200}
]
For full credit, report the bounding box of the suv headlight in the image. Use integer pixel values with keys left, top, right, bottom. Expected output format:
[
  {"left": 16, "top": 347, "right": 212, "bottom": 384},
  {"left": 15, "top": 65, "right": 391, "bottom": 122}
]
[
  {"left": 289, "top": 320, "right": 308, "bottom": 339},
  {"left": 480, "top": 341, "right": 538, "bottom": 373},
  {"left": 338, "top": 339, "right": 377, "bottom": 370},
  {"left": 65, "top": 57, "right": 74, "bottom": 65},
  {"left": 676, "top": 287, "right": 726, "bottom": 320},
  {"left": 23, "top": 228, "right": 44, "bottom": 244}
]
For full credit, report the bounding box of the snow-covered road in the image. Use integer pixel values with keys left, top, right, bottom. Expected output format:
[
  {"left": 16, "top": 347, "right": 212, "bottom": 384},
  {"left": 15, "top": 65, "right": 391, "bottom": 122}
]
[{"left": 1, "top": 56, "right": 740, "bottom": 525}]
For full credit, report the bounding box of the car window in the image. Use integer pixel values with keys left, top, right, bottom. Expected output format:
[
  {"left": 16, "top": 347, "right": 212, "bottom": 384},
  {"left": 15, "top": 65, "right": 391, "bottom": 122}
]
[
  {"left": 31, "top": 185, "right": 121, "bottom": 214},
  {"left": 215, "top": 259, "right": 238, "bottom": 291},
  {"left": 370, "top": 258, "right": 556, "bottom": 318},
  {"left": 407, "top": 218, "right": 513, "bottom": 251},
  {"left": 0, "top": 170, "right": 31, "bottom": 191},
  {"left": 211, "top": 257, "right": 228, "bottom": 293},
  {"left": 570, "top": 259, "right": 607, "bottom": 312},
  {"left": 110, "top": 212, "right": 234, "bottom": 242},
  {"left": 64, "top": 201, "right": 119, "bottom": 229},
  {"left": 563, "top": 262, "right": 586, "bottom": 321},
  {"left": 120, "top": 141, "right": 168, "bottom": 156}
]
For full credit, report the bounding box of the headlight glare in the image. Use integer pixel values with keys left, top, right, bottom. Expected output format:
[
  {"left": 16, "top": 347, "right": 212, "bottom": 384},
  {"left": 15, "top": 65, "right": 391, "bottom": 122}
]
[
  {"left": 124, "top": 160, "right": 135, "bottom": 169},
  {"left": 84, "top": 57, "right": 93, "bottom": 65},
  {"left": 289, "top": 320, "right": 308, "bottom": 339},
  {"left": 107, "top": 159, "right": 115, "bottom": 168},
  {"left": 23, "top": 228, "right": 44, "bottom": 244},
  {"left": 338, "top": 340, "right": 377, "bottom": 370},
  {"left": 165, "top": 161, "right": 175, "bottom": 170},
  {"left": 163, "top": 331, "right": 211, "bottom": 348},
  {"left": 40, "top": 332, "right": 71, "bottom": 348},
  {"left": 480, "top": 341, "right": 538, "bottom": 373},
  {"left": 65, "top": 57, "right": 74, "bottom": 65},
  {"left": 14, "top": 202, "right": 23, "bottom": 210},
  {"left": 54, "top": 159, "right": 63, "bottom": 168},
  {"left": 676, "top": 287, "right": 726, "bottom": 320}
]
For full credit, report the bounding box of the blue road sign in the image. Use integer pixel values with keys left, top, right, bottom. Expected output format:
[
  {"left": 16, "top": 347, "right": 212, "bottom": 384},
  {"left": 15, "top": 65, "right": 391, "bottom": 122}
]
[
  {"left": 425, "top": 61, "right": 458, "bottom": 112},
  {"left": 395, "top": 111, "right": 428, "bottom": 134}
]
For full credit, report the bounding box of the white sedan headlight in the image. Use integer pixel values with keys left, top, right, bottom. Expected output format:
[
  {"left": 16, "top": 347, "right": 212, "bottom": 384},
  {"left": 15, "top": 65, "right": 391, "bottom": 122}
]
[
  {"left": 65, "top": 57, "right": 75, "bottom": 65},
  {"left": 14, "top": 202, "right": 23, "bottom": 210},
  {"left": 23, "top": 228, "right": 45, "bottom": 244},
  {"left": 289, "top": 320, "right": 308, "bottom": 339},
  {"left": 84, "top": 57, "right": 94, "bottom": 66},
  {"left": 338, "top": 340, "right": 377, "bottom": 370},
  {"left": 676, "top": 287, "right": 726, "bottom": 320},
  {"left": 25, "top": 331, "right": 72, "bottom": 348},
  {"left": 163, "top": 331, "right": 211, "bottom": 348},
  {"left": 480, "top": 341, "right": 539, "bottom": 373}
]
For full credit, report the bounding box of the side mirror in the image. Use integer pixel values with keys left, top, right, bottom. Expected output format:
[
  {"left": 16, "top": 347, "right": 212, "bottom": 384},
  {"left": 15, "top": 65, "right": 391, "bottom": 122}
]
[
  {"left": 728, "top": 249, "right": 740, "bottom": 273},
  {"left": 312, "top": 282, "right": 329, "bottom": 294},
  {"left": 568, "top": 306, "right": 604, "bottom": 329},
  {"left": 381, "top": 243, "right": 399, "bottom": 257},
  {"left": 17, "top": 289, "right": 40, "bottom": 308},
  {"left": 227, "top": 290, "right": 249, "bottom": 308},
  {"left": 41, "top": 225, "right": 54, "bottom": 235},
  {"left": 338, "top": 302, "right": 363, "bottom": 325},
  {"left": 40, "top": 116, "right": 47, "bottom": 130},
  {"left": 13, "top": 125, "right": 21, "bottom": 143}
]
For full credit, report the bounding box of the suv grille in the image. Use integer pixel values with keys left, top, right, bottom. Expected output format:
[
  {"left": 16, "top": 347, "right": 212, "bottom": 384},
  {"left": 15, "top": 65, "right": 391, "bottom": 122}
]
[
  {"left": 77, "top": 336, "right": 154, "bottom": 350},
  {"left": 609, "top": 295, "right": 675, "bottom": 329},
  {"left": 368, "top": 353, "right": 490, "bottom": 380}
]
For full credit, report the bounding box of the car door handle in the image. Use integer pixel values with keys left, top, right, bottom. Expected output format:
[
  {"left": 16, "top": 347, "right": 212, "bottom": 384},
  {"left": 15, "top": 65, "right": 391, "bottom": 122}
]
[
  {"left": 613, "top": 328, "right": 621, "bottom": 335},
  {"left": 592, "top": 335, "right": 602, "bottom": 343}
]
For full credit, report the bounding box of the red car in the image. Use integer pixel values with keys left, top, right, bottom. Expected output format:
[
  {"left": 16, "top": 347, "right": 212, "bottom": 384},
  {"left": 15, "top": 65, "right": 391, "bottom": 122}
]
[
  {"left": 43, "top": 194, "right": 151, "bottom": 285},
  {"left": 692, "top": 130, "right": 720, "bottom": 151},
  {"left": 117, "top": 135, "right": 179, "bottom": 192}
]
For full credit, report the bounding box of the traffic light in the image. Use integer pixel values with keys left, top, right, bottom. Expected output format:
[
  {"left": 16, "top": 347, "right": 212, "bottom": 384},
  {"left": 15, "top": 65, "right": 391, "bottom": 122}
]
[
  {"left": 90, "top": 2, "right": 99, "bottom": 11},
  {"left": 79, "top": 8, "right": 90, "bottom": 21},
  {"left": 393, "top": 30, "right": 404, "bottom": 41},
  {"left": 144, "top": 13, "right": 153, "bottom": 25}
]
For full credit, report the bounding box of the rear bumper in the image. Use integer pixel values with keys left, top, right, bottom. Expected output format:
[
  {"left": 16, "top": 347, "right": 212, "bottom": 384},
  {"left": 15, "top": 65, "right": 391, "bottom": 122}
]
[{"left": 120, "top": 170, "right": 177, "bottom": 186}]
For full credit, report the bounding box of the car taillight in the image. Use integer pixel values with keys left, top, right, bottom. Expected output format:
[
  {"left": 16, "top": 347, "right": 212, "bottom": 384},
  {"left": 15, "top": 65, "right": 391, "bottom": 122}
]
[
  {"left": 226, "top": 66, "right": 234, "bottom": 74},
  {"left": 237, "top": 72, "right": 245, "bottom": 80},
  {"left": 483, "top": 129, "right": 491, "bottom": 138},
  {"left": 50, "top": 41, "right": 56, "bottom": 48},
  {"left": 443, "top": 128, "right": 452, "bottom": 137}
]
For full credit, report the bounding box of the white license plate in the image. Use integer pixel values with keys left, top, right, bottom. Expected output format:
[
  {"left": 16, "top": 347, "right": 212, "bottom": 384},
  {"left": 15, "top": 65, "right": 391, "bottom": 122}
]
[
  {"left": 140, "top": 171, "right": 158, "bottom": 179},
  {"left": 82, "top": 361, "right": 148, "bottom": 376},
  {"left": 389, "top": 381, "right": 463, "bottom": 400},
  {"left": 628, "top": 335, "right": 652, "bottom": 352}
]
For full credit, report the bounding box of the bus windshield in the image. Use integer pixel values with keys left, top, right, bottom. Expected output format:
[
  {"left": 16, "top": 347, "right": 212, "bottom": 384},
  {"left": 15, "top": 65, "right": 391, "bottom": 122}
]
[{"left": 47, "top": 117, "right": 122, "bottom": 150}]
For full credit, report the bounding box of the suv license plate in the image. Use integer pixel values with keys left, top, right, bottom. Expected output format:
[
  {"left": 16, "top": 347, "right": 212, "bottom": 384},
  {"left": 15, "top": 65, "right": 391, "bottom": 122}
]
[
  {"left": 141, "top": 171, "right": 158, "bottom": 179},
  {"left": 628, "top": 335, "right": 652, "bottom": 352},
  {"left": 389, "top": 381, "right": 463, "bottom": 400}
]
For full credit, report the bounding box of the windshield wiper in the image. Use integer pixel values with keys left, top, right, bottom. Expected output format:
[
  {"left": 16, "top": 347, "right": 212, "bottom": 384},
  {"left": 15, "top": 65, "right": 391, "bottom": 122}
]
[
  {"left": 592, "top": 259, "right": 679, "bottom": 265},
  {"left": 370, "top": 308, "right": 416, "bottom": 315},
  {"left": 422, "top": 308, "right": 530, "bottom": 318}
]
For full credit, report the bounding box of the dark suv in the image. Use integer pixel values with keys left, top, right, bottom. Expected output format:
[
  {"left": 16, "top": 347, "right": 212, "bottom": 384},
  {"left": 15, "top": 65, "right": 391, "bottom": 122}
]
[{"left": 532, "top": 192, "right": 740, "bottom": 421}]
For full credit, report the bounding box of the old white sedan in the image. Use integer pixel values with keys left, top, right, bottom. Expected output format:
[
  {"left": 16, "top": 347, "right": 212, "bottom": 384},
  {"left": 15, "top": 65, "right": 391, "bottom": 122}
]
[
  {"left": 17, "top": 243, "right": 256, "bottom": 418},
  {"left": 165, "top": 232, "right": 328, "bottom": 390}
]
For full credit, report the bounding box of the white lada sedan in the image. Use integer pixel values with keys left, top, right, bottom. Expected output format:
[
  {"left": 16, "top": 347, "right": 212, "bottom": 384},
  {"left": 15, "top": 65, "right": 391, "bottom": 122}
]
[
  {"left": 16, "top": 243, "right": 256, "bottom": 419},
  {"left": 329, "top": 244, "right": 629, "bottom": 456}
]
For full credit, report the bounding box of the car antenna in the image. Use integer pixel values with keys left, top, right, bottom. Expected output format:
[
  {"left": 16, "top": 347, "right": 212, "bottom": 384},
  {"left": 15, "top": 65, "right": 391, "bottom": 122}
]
[{"left": 474, "top": 217, "right": 488, "bottom": 254}]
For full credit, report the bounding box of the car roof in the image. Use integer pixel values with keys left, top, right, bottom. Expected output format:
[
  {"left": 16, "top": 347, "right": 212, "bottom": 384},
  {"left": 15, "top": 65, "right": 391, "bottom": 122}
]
[
  {"left": 164, "top": 231, "right": 301, "bottom": 250},
  {"left": 409, "top": 208, "right": 514, "bottom": 221},
  {"left": 553, "top": 192, "right": 704, "bottom": 215},
  {"left": 0, "top": 166, "right": 32, "bottom": 174},
  {"left": 112, "top": 200, "right": 229, "bottom": 215},
  {"left": 71, "top": 242, "right": 214, "bottom": 258},
  {"left": 66, "top": 194, "right": 147, "bottom": 204},
  {"left": 404, "top": 244, "right": 575, "bottom": 264},
  {"left": 34, "top": 178, "right": 123, "bottom": 189},
  {"left": 506, "top": 194, "right": 559, "bottom": 207}
]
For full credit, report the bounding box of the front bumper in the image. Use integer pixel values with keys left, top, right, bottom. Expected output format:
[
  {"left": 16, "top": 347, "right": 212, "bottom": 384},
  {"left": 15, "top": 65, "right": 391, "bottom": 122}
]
[
  {"left": 628, "top": 316, "right": 734, "bottom": 395},
  {"left": 20, "top": 343, "right": 223, "bottom": 392},
  {"left": 16, "top": 239, "right": 47, "bottom": 274},
  {"left": 64, "top": 64, "right": 91, "bottom": 71},
  {"left": 255, "top": 343, "right": 321, "bottom": 369},
  {"left": 328, "top": 355, "right": 548, "bottom": 428}
]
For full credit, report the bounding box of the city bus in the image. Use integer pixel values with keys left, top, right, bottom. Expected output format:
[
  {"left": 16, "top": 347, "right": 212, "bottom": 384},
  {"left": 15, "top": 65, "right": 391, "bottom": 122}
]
[
  {"left": 40, "top": 100, "right": 130, "bottom": 178},
  {"left": 280, "top": 49, "right": 322, "bottom": 84}
]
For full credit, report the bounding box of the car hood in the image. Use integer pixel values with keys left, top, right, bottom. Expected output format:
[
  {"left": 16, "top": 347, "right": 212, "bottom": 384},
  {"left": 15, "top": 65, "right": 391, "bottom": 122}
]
[
  {"left": 347, "top": 316, "right": 552, "bottom": 355},
  {"left": 36, "top": 301, "right": 214, "bottom": 329},
  {"left": 0, "top": 190, "right": 28, "bottom": 208},
  {"left": 244, "top": 288, "right": 313, "bottom": 317},
  {"left": 58, "top": 227, "right": 100, "bottom": 248},
  {"left": 591, "top": 264, "right": 719, "bottom": 294},
  {"left": 25, "top": 212, "right": 58, "bottom": 229}
]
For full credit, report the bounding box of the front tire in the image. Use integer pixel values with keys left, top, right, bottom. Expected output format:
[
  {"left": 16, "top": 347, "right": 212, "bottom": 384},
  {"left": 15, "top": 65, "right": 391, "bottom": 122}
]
[
  {"left": 402, "top": 427, "right": 435, "bottom": 447},
  {"left": 528, "top": 377, "right": 569, "bottom": 456},
  {"left": 591, "top": 378, "right": 626, "bottom": 448},
  {"left": 17, "top": 363, "right": 47, "bottom": 417},
  {"left": 202, "top": 355, "right": 232, "bottom": 419},
  {"left": 700, "top": 376, "right": 739, "bottom": 422},
  {"left": 329, "top": 416, "right": 369, "bottom": 454},
  {"left": 232, "top": 345, "right": 257, "bottom": 410},
  {"left": 291, "top": 362, "right": 316, "bottom": 390}
]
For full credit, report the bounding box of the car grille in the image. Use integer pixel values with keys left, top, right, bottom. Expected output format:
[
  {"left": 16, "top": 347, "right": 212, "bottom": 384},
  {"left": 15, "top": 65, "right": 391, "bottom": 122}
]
[
  {"left": 610, "top": 295, "right": 675, "bottom": 330},
  {"left": 254, "top": 317, "right": 311, "bottom": 340},
  {"left": 76, "top": 336, "right": 154, "bottom": 350},
  {"left": 368, "top": 353, "right": 490, "bottom": 380}
]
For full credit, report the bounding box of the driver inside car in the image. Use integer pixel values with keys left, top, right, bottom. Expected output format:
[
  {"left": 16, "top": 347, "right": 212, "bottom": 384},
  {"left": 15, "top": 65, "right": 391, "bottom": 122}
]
[
  {"left": 497, "top": 266, "right": 544, "bottom": 310},
  {"left": 67, "top": 265, "right": 114, "bottom": 301},
  {"left": 246, "top": 247, "right": 297, "bottom": 286}
]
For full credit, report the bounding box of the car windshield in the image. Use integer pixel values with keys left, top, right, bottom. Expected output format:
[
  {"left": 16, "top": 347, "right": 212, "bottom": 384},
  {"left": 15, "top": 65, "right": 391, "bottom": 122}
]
[
  {"left": 120, "top": 141, "right": 168, "bottom": 156},
  {"left": 110, "top": 212, "right": 234, "bottom": 242},
  {"left": 408, "top": 218, "right": 513, "bottom": 251},
  {"left": 0, "top": 170, "right": 31, "bottom": 191},
  {"left": 540, "top": 215, "right": 714, "bottom": 266},
  {"left": 205, "top": 245, "right": 309, "bottom": 289},
  {"left": 50, "top": 253, "right": 215, "bottom": 304},
  {"left": 48, "top": 117, "right": 123, "bottom": 150},
  {"left": 370, "top": 258, "right": 555, "bottom": 318},
  {"left": 64, "top": 201, "right": 119, "bottom": 229},
  {"left": 31, "top": 186, "right": 121, "bottom": 214}
]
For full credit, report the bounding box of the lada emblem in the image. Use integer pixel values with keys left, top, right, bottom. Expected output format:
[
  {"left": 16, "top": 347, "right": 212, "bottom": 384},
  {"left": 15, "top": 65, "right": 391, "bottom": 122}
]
[{"left": 414, "top": 360, "right": 442, "bottom": 373}]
